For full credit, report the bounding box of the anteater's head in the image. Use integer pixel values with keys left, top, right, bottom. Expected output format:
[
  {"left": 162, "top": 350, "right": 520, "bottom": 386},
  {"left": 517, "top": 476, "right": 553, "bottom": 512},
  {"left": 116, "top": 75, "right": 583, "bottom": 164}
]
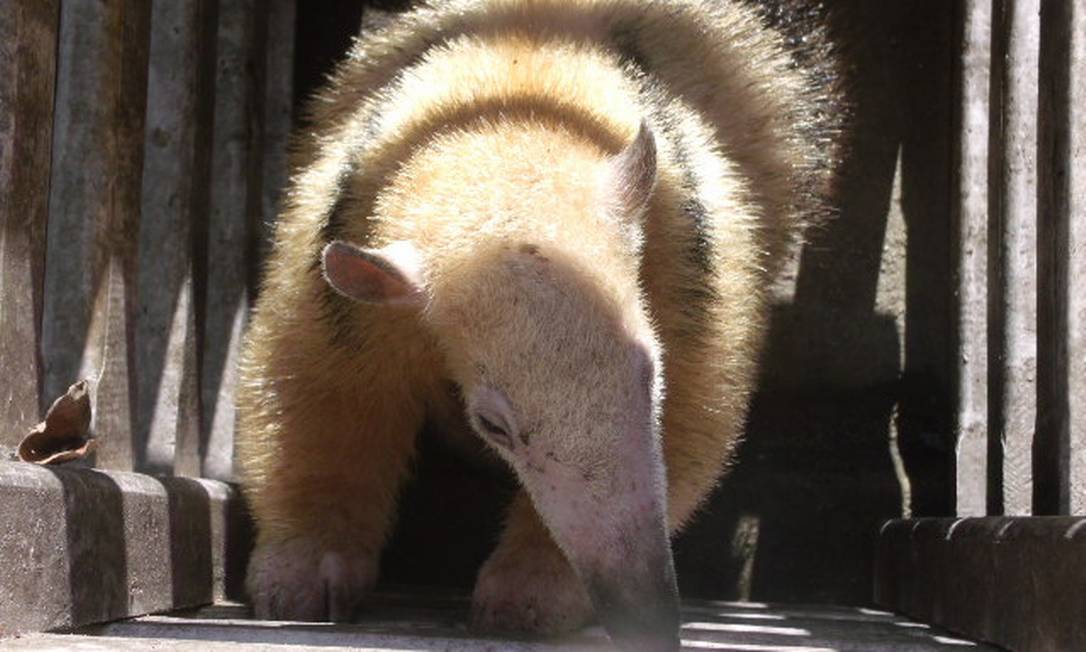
[{"left": 321, "top": 123, "right": 680, "bottom": 650}]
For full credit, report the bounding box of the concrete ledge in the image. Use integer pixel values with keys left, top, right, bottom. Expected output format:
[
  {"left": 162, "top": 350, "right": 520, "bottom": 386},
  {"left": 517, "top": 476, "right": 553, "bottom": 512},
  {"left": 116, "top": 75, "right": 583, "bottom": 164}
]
[
  {"left": 875, "top": 517, "right": 1086, "bottom": 652},
  {"left": 0, "top": 462, "right": 251, "bottom": 636}
]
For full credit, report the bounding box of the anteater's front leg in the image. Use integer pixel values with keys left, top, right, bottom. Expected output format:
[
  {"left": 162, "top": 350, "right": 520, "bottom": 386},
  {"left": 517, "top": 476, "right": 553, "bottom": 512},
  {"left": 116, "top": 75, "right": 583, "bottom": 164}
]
[
  {"left": 471, "top": 492, "right": 594, "bottom": 635},
  {"left": 237, "top": 320, "right": 426, "bottom": 621}
]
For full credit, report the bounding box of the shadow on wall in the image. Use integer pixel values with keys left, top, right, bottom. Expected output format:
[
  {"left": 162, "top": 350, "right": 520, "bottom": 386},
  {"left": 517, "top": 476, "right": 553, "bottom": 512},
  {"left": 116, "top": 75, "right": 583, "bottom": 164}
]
[
  {"left": 292, "top": 0, "right": 956, "bottom": 604},
  {"left": 675, "top": 0, "right": 955, "bottom": 604}
]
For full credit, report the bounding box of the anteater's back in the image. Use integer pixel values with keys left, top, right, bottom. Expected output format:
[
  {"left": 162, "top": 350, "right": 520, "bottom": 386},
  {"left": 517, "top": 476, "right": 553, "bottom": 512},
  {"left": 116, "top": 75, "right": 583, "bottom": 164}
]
[{"left": 265, "top": 0, "right": 841, "bottom": 275}]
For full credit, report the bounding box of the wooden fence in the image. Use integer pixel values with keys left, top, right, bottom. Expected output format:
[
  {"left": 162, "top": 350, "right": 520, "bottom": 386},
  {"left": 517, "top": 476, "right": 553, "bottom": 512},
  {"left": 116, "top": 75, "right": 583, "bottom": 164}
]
[
  {"left": 1, "top": 0, "right": 295, "bottom": 478},
  {"left": 949, "top": 0, "right": 1085, "bottom": 519},
  {"left": 1, "top": 0, "right": 294, "bottom": 634},
  {"left": 876, "top": 1, "right": 1086, "bottom": 650}
]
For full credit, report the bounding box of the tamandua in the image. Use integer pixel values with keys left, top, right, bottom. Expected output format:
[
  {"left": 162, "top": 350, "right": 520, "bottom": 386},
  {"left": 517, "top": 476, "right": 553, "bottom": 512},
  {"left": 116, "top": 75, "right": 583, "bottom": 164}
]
[{"left": 236, "top": 1, "right": 843, "bottom": 649}]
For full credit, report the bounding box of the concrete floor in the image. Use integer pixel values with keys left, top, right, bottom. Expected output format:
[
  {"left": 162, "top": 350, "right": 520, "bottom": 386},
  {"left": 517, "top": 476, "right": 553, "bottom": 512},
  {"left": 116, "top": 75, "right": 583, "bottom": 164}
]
[{"left": 5, "top": 592, "right": 996, "bottom": 651}]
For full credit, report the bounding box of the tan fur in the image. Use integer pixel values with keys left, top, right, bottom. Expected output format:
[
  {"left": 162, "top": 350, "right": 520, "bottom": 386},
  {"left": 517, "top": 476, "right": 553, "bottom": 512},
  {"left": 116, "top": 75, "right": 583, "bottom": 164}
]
[{"left": 237, "top": 0, "right": 842, "bottom": 635}]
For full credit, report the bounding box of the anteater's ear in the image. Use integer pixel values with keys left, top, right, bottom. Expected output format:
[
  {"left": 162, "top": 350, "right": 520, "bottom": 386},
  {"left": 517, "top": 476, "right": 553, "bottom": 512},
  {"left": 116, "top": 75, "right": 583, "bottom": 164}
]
[
  {"left": 321, "top": 240, "right": 426, "bottom": 307},
  {"left": 605, "top": 120, "right": 657, "bottom": 220}
]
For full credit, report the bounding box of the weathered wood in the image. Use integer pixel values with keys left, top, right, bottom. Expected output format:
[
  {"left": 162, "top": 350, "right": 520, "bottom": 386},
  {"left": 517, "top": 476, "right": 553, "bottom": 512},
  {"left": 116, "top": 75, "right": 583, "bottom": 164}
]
[
  {"left": 991, "top": 0, "right": 1040, "bottom": 515},
  {"left": 42, "top": 0, "right": 152, "bottom": 471},
  {"left": 137, "top": 0, "right": 218, "bottom": 476},
  {"left": 0, "top": 1, "right": 59, "bottom": 457},
  {"left": 260, "top": 0, "right": 296, "bottom": 266},
  {"left": 875, "top": 517, "right": 1086, "bottom": 651},
  {"left": 952, "top": 0, "right": 991, "bottom": 517},
  {"left": 1035, "top": 0, "right": 1077, "bottom": 515},
  {"left": 1067, "top": 0, "right": 1086, "bottom": 516},
  {"left": 1034, "top": 0, "right": 1086, "bottom": 517},
  {"left": 201, "top": 0, "right": 268, "bottom": 481},
  {"left": 0, "top": 462, "right": 242, "bottom": 636}
]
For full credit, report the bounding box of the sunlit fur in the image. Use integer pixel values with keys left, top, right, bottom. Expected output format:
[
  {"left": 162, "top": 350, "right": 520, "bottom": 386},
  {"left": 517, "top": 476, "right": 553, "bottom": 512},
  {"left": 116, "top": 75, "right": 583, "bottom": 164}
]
[{"left": 236, "top": 0, "right": 843, "bottom": 632}]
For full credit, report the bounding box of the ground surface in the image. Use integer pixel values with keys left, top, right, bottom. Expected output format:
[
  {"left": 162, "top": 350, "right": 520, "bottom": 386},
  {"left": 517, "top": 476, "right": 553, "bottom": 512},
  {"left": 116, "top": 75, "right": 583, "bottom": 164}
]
[{"left": 5, "top": 591, "right": 996, "bottom": 651}]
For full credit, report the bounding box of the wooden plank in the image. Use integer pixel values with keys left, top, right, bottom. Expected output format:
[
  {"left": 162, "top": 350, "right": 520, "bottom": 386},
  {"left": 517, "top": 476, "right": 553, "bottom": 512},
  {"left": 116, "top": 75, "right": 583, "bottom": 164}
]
[
  {"left": 0, "top": 1, "right": 58, "bottom": 456},
  {"left": 200, "top": 0, "right": 268, "bottom": 481},
  {"left": 1068, "top": 0, "right": 1086, "bottom": 516},
  {"left": 1036, "top": 0, "right": 1077, "bottom": 515},
  {"left": 875, "top": 517, "right": 1086, "bottom": 651},
  {"left": 952, "top": 0, "right": 991, "bottom": 517},
  {"left": 991, "top": 0, "right": 1040, "bottom": 515},
  {"left": 41, "top": 0, "right": 151, "bottom": 471},
  {"left": 259, "top": 0, "right": 296, "bottom": 268},
  {"left": 1034, "top": 0, "right": 1086, "bottom": 518},
  {"left": 137, "top": 0, "right": 217, "bottom": 476}
]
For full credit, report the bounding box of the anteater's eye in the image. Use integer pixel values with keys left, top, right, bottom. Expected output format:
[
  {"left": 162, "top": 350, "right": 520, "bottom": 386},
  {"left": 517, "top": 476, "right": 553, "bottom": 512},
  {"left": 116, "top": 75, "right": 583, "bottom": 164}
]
[
  {"left": 468, "top": 385, "right": 519, "bottom": 450},
  {"left": 476, "top": 413, "right": 513, "bottom": 449}
]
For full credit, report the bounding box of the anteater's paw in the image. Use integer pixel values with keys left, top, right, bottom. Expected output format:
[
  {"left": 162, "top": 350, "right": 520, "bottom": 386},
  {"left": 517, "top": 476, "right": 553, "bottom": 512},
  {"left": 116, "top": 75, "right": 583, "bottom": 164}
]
[
  {"left": 470, "top": 542, "right": 594, "bottom": 636},
  {"left": 246, "top": 537, "right": 377, "bottom": 622}
]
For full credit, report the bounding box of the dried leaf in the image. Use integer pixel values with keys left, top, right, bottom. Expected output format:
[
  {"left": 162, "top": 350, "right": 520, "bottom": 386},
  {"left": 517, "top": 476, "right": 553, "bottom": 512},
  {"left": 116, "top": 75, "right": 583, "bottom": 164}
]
[{"left": 18, "top": 380, "right": 97, "bottom": 465}]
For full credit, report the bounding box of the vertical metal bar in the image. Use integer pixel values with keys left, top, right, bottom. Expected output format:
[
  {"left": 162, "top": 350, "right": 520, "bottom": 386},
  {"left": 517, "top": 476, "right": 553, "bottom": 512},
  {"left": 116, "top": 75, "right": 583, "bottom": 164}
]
[
  {"left": 953, "top": 0, "right": 992, "bottom": 517},
  {"left": 0, "top": 1, "right": 58, "bottom": 456},
  {"left": 42, "top": 0, "right": 151, "bottom": 471},
  {"left": 138, "top": 0, "right": 218, "bottom": 476},
  {"left": 201, "top": 0, "right": 268, "bottom": 481},
  {"left": 992, "top": 0, "right": 1040, "bottom": 515}
]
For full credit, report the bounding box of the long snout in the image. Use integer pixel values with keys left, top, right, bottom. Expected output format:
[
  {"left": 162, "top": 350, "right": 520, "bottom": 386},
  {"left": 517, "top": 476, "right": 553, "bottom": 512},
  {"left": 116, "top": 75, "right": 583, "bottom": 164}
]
[
  {"left": 579, "top": 519, "right": 681, "bottom": 651},
  {"left": 520, "top": 458, "right": 681, "bottom": 650}
]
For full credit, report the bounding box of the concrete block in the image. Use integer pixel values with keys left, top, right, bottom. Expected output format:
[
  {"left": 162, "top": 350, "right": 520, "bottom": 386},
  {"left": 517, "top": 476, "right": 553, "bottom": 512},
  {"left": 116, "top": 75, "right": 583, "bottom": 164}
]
[
  {"left": 876, "top": 517, "right": 1086, "bottom": 652},
  {"left": 0, "top": 462, "right": 243, "bottom": 635}
]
